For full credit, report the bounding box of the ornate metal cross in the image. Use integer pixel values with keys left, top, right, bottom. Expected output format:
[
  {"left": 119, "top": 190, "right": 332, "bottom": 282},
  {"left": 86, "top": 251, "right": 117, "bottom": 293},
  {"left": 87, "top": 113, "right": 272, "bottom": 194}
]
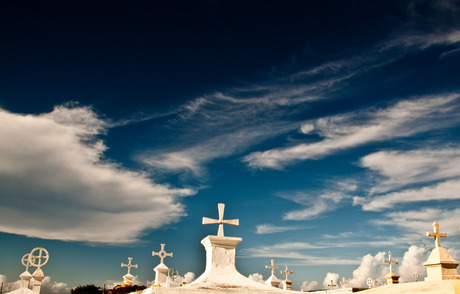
[
  {"left": 265, "top": 259, "right": 279, "bottom": 276},
  {"left": 281, "top": 265, "right": 294, "bottom": 280},
  {"left": 426, "top": 221, "right": 447, "bottom": 248},
  {"left": 202, "top": 203, "right": 239, "bottom": 237},
  {"left": 152, "top": 244, "right": 173, "bottom": 264},
  {"left": 383, "top": 251, "right": 399, "bottom": 273},
  {"left": 121, "top": 257, "right": 138, "bottom": 275}
]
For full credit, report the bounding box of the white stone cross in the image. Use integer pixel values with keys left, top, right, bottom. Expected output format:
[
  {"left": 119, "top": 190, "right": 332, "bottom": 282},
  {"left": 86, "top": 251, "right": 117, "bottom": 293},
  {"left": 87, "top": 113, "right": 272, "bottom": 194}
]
[
  {"left": 265, "top": 259, "right": 279, "bottom": 276},
  {"left": 383, "top": 251, "right": 399, "bottom": 273},
  {"left": 121, "top": 257, "right": 138, "bottom": 275},
  {"left": 328, "top": 280, "right": 336, "bottom": 289},
  {"left": 340, "top": 277, "right": 348, "bottom": 288},
  {"left": 152, "top": 244, "right": 173, "bottom": 264},
  {"left": 281, "top": 265, "right": 294, "bottom": 280},
  {"left": 29, "top": 248, "right": 49, "bottom": 269},
  {"left": 202, "top": 203, "right": 239, "bottom": 237},
  {"left": 426, "top": 221, "right": 447, "bottom": 248},
  {"left": 21, "top": 253, "right": 35, "bottom": 272}
]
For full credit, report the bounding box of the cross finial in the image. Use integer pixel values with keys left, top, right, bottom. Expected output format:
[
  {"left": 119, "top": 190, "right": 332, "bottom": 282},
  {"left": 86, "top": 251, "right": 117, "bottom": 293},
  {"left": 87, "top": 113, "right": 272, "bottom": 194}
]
[
  {"left": 98, "top": 284, "right": 106, "bottom": 294},
  {"left": 152, "top": 244, "right": 173, "bottom": 264},
  {"left": 383, "top": 251, "right": 399, "bottom": 274},
  {"left": 21, "top": 253, "right": 35, "bottom": 272},
  {"left": 202, "top": 203, "right": 239, "bottom": 237},
  {"left": 328, "top": 279, "right": 336, "bottom": 290},
  {"left": 121, "top": 257, "right": 138, "bottom": 275},
  {"left": 426, "top": 221, "right": 447, "bottom": 248},
  {"left": 265, "top": 259, "right": 279, "bottom": 276},
  {"left": 281, "top": 265, "right": 294, "bottom": 280},
  {"left": 340, "top": 277, "right": 348, "bottom": 288}
]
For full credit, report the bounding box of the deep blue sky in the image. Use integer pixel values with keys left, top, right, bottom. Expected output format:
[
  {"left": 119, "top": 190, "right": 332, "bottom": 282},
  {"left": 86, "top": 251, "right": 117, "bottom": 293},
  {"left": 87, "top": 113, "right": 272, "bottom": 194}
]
[{"left": 1, "top": 0, "right": 460, "bottom": 291}]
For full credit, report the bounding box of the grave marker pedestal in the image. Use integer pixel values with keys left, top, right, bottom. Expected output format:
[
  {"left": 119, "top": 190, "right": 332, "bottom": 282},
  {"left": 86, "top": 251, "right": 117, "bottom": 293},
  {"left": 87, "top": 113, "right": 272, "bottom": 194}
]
[{"left": 424, "top": 221, "right": 460, "bottom": 281}]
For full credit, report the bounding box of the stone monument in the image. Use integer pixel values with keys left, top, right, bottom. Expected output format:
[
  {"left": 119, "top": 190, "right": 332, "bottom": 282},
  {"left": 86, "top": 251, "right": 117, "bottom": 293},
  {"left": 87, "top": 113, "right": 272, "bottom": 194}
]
[
  {"left": 327, "top": 279, "right": 336, "bottom": 290},
  {"left": 423, "top": 221, "right": 460, "bottom": 281},
  {"left": 280, "top": 265, "right": 294, "bottom": 290},
  {"left": 9, "top": 247, "right": 49, "bottom": 294},
  {"left": 265, "top": 259, "right": 281, "bottom": 288},
  {"left": 340, "top": 277, "right": 349, "bottom": 288},
  {"left": 184, "top": 203, "right": 282, "bottom": 291},
  {"left": 383, "top": 251, "right": 400, "bottom": 284},
  {"left": 121, "top": 257, "right": 138, "bottom": 285},
  {"left": 152, "top": 244, "right": 173, "bottom": 287}
]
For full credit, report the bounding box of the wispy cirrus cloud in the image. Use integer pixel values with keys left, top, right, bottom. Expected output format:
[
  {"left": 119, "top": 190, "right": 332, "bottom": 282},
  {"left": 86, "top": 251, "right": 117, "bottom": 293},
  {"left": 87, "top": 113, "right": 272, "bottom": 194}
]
[
  {"left": 139, "top": 30, "right": 460, "bottom": 176},
  {"left": 360, "top": 147, "right": 460, "bottom": 194},
  {"left": 372, "top": 208, "right": 460, "bottom": 236},
  {"left": 244, "top": 93, "right": 460, "bottom": 169},
  {"left": 354, "top": 146, "right": 460, "bottom": 211},
  {"left": 277, "top": 180, "right": 357, "bottom": 221},
  {"left": 255, "top": 224, "right": 302, "bottom": 234},
  {"left": 240, "top": 242, "right": 360, "bottom": 265},
  {"left": 0, "top": 105, "right": 195, "bottom": 244}
]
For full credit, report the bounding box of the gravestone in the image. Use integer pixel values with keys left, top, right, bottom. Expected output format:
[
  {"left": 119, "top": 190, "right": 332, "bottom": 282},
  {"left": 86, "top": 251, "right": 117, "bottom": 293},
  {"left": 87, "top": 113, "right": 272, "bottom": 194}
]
[{"left": 423, "top": 221, "right": 460, "bottom": 281}]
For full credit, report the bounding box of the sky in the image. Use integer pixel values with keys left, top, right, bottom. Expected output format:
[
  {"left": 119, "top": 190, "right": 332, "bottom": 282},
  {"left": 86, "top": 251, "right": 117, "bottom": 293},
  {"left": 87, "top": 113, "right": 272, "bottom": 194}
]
[{"left": 1, "top": 0, "right": 460, "bottom": 292}]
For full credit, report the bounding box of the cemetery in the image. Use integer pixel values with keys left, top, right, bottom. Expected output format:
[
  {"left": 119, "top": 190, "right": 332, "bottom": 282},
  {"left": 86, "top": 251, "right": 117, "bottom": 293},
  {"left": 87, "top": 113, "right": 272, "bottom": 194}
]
[{"left": 3, "top": 205, "right": 460, "bottom": 294}]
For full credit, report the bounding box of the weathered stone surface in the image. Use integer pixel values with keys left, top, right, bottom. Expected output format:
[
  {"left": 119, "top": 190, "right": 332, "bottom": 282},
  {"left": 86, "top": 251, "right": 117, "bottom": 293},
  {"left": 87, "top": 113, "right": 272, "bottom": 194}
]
[{"left": 359, "top": 280, "right": 460, "bottom": 294}]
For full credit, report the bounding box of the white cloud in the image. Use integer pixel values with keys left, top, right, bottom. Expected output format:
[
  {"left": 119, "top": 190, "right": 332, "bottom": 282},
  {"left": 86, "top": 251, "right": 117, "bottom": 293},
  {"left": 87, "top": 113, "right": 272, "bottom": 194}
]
[
  {"left": 0, "top": 274, "right": 21, "bottom": 293},
  {"left": 141, "top": 123, "right": 295, "bottom": 176},
  {"left": 174, "top": 272, "right": 196, "bottom": 285},
  {"left": 0, "top": 106, "right": 195, "bottom": 244},
  {"left": 248, "top": 273, "right": 265, "bottom": 284},
  {"left": 322, "top": 272, "right": 340, "bottom": 289},
  {"left": 40, "top": 276, "right": 70, "bottom": 294},
  {"left": 255, "top": 224, "right": 300, "bottom": 234},
  {"left": 354, "top": 179, "right": 460, "bottom": 211},
  {"left": 372, "top": 208, "right": 460, "bottom": 237},
  {"left": 240, "top": 242, "right": 360, "bottom": 265},
  {"left": 360, "top": 147, "right": 460, "bottom": 194},
  {"left": 398, "top": 246, "right": 428, "bottom": 283},
  {"left": 300, "top": 280, "right": 319, "bottom": 291},
  {"left": 280, "top": 187, "right": 350, "bottom": 221},
  {"left": 244, "top": 93, "right": 460, "bottom": 169},
  {"left": 348, "top": 252, "right": 387, "bottom": 288},
  {"left": 300, "top": 123, "right": 314, "bottom": 134}
]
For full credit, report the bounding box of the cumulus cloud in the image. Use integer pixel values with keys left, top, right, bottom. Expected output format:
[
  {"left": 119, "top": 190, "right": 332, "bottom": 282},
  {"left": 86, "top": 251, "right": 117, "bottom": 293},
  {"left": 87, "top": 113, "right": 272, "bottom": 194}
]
[
  {"left": 0, "top": 106, "right": 195, "bottom": 244},
  {"left": 40, "top": 276, "right": 70, "bottom": 294},
  {"left": 398, "top": 246, "right": 428, "bottom": 282},
  {"left": 348, "top": 252, "right": 387, "bottom": 288},
  {"left": 255, "top": 224, "right": 300, "bottom": 234},
  {"left": 300, "top": 280, "right": 319, "bottom": 291},
  {"left": 248, "top": 273, "right": 265, "bottom": 284},
  {"left": 244, "top": 93, "right": 460, "bottom": 169},
  {"left": 174, "top": 272, "right": 196, "bottom": 285},
  {"left": 322, "top": 272, "right": 340, "bottom": 289},
  {"left": 0, "top": 274, "right": 21, "bottom": 293}
]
